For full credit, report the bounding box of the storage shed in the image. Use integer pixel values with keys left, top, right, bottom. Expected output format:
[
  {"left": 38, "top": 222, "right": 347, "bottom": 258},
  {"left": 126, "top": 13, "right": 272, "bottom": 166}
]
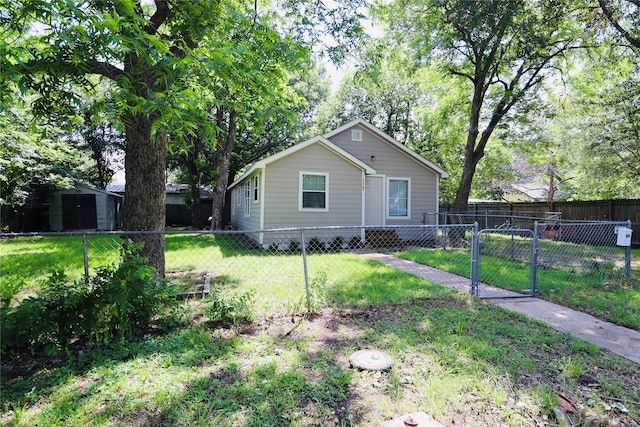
[{"left": 49, "top": 185, "right": 123, "bottom": 231}]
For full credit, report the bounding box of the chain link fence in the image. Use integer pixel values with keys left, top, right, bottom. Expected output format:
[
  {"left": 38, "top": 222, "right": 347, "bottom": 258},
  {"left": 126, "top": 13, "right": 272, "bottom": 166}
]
[
  {"left": 0, "top": 225, "right": 472, "bottom": 315},
  {"left": 1, "top": 221, "right": 634, "bottom": 314},
  {"left": 473, "top": 220, "right": 634, "bottom": 298}
]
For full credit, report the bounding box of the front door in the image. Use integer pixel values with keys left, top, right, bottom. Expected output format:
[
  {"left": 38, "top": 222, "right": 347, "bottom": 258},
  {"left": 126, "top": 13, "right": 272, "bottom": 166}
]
[{"left": 365, "top": 176, "right": 384, "bottom": 226}]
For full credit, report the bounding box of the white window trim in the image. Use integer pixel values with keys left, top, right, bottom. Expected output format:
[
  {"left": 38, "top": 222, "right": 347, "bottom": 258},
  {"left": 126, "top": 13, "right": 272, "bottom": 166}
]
[
  {"left": 244, "top": 181, "right": 251, "bottom": 217},
  {"left": 351, "top": 129, "right": 362, "bottom": 142},
  {"left": 299, "top": 171, "right": 329, "bottom": 212},
  {"left": 252, "top": 175, "right": 260, "bottom": 203},
  {"left": 386, "top": 177, "right": 411, "bottom": 220}
]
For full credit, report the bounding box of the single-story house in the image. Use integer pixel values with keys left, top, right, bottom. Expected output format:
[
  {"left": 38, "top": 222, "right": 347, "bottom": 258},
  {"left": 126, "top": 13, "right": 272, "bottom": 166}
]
[
  {"left": 228, "top": 119, "right": 448, "bottom": 247},
  {"left": 49, "top": 185, "right": 123, "bottom": 231}
]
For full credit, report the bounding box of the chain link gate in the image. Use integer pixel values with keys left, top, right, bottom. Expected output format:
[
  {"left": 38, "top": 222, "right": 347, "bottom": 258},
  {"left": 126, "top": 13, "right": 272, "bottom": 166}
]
[{"left": 471, "top": 227, "right": 538, "bottom": 299}]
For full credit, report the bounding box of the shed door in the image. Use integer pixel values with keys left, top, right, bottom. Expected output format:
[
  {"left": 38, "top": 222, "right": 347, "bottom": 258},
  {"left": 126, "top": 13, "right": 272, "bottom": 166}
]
[
  {"left": 365, "top": 176, "right": 384, "bottom": 226},
  {"left": 62, "top": 194, "right": 97, "bottom": 230}
]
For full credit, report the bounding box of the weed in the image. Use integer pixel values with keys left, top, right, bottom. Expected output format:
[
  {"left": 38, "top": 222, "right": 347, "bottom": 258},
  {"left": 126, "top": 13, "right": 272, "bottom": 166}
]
[
  {"left": 303, "top": 271, "right": 327, "bottom": 314},
  {"left": 208, "top": 289, "right": 255, "bottom": 325},
  {"left": 557, "top": 356, "right": 585, "bottom": 380}
]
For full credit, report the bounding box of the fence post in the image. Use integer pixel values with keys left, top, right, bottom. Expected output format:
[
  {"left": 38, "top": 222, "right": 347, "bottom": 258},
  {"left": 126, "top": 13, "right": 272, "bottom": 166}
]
[
  {"left": 82, "top": 232, "right": 89, "bottom": 280},
  {"left": 470, "top": 222, "right": 479, "bottom": 297},
  {"left": 625, "top": 219, "right": 632, "bottom": 278},
  {"left": 530, "top": 222, "right": 539, "bottom": 295},
  {"left": 300, "top": 227, "right": 311, "bottom": 311}
]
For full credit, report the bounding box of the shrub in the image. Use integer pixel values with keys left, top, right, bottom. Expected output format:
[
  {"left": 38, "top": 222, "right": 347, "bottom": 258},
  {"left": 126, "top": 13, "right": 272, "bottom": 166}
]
[
  {"left": 0, "top": 241, "right": 176, "bottom": 356},
  {"left": 349, "top": 236, "right": 363, "bottom": 249},
  {"left": 329, "top": 236, "right": 344, "bottom": 251},
  {"left": 307, "top": 237, "right": 324, "bottom": 252},
  {"left": 288, "top": 240, "right": 300, "bottom": 252}
]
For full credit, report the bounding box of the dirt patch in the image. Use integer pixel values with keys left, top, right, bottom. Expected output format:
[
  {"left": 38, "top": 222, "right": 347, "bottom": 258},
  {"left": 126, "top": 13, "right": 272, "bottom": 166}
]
[
  {"left": 234, "top": 302, "right": 639, "bottom": 426},
  {"left": 2, "top": 300, "right": 639, "bottom": 426}
]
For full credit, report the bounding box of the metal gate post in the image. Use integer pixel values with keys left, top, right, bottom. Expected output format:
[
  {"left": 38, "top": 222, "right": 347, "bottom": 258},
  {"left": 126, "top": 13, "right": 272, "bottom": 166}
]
[
  {"left": 300, "top": 227, "right": 311, "bottom": 311},
  {"left": 470, "top": 222, "right": 479, "bottom": 296},
  {"left": 625, "top": 220, "right": 632, "bottom": 278},
  {"left": 530, "top": 222, "right": 539, "bottom": 295},
  {"left": 82, "top": 232, "right": 89, "bottom": 281}
]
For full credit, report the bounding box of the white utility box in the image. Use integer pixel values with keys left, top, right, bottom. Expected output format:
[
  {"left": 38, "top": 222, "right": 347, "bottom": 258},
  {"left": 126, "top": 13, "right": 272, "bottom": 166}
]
[{"left": 616, "top": 227, "right": 633, "bottom": 247}]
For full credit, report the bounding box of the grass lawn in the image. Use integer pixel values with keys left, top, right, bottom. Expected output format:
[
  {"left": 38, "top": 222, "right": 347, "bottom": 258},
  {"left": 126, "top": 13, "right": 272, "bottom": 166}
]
[
  {"left": 2, "top": 235, "right": 639, "bottom": 425},
  {"left": 2, "top": 282, "right": 639, "bottom": 426},
  {"left": 398, "top": 245, "right": 640, "bottom": 331}
]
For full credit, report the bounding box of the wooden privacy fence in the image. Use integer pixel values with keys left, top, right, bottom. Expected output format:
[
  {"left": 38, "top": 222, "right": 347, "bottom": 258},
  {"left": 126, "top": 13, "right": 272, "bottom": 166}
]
[{"left": 440, "top": 199, "right": 640, "bottom": 245}]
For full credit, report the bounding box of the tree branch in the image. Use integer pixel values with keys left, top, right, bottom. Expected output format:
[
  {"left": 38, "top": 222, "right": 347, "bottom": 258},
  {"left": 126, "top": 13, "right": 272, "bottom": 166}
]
[
  {"left": 145, "top": 0, "right": 170, "bottom": 35},
  {"left": 450, "top": 69, "right": 474, "bottom": 83},
  {"left": 598, "top": 0, "right": 640, "bottom": 49},
  {"left": 87, "top": 60, "right": 125, "bottom": 81}
]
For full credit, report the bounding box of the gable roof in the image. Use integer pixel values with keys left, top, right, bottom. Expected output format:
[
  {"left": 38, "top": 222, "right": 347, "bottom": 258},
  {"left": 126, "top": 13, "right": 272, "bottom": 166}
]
[
  {"left": 228, "top": 135, "right": 376, "bottom": 190},
  {"left": 57, "top": 184, "right": 124, "bottom": 198},
  {"left": 323, "top": 118, "right": 449, "bottom": 179}
]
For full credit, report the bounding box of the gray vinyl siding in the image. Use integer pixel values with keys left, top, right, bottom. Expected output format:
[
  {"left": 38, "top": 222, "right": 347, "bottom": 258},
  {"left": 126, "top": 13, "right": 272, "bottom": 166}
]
[
  {"left": 263, "top": 143, "right": 363, "bottom": 230},
  {"left": 231, "top": 171, "right": 262, "bottom": 232},
  {"left": 328, "top": 125, "right": 439, "bottom": 225}
]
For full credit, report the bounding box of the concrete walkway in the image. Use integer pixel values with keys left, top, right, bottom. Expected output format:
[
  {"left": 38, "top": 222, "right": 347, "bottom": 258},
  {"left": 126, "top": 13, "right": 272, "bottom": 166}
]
[{"left": 363, "top": 253, "right": 640, "bottom": 364}]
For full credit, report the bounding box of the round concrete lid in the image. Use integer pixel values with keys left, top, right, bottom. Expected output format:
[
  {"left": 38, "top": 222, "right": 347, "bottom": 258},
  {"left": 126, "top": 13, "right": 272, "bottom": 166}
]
[{"left": 349, "top": 349, "right": 393, "bottom": 370}]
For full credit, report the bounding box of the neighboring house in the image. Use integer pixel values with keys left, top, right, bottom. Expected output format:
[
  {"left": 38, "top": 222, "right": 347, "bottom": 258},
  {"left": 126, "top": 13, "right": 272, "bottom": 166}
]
[
  {"left": 164, "top": 184, "right": 214, "bottom": 227},
  {"left": 49, "top": 185, "right": 123, "bottom": 231},
  {"left": 228, "top": 119, "right": 448, "bottom": 247},
  {"left": 106, "top": 183, "right": 214, "bottom": 227},
  {"left": 504, "top": 184, "right": 550, "bottom": 203}
]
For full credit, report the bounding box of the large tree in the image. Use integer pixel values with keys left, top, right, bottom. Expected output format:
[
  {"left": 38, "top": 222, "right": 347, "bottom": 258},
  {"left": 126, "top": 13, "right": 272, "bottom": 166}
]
[
  {"left": 372, "top": 0, "right": 584, "bottom": 212},
  {"left": 1, "top": 0, "right": 362, "bottom": 273},
  {"left": 1, "top": 0, "right": 228, "bottom": 274}
]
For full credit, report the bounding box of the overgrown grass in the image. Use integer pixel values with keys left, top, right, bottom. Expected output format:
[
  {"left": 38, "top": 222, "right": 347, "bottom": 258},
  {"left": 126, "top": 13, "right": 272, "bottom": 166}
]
[
  {"left": 2, "top": 289, "right": 639, "bottom": 425},
  {"left": 2, "top": 234, "right": 639, "bottom": 425},
  {"left": 398, "top": 246, "right": 640, "bottom": 331}
]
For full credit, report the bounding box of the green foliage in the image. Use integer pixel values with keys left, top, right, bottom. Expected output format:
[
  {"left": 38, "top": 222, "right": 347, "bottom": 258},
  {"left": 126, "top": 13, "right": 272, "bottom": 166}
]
[
  {"left": 329, "top": 235, "right": 344, "bottom": 251},
  {"left": 306, "top": 237, "right": 324, "bottom": 252},
  {"left": 0, "top": 241, "right": 175, "bottom": 356},
  {"left": 304, "top": 271, "right": 327, "bottom": 314},
  {"left": 288, "top": 239, "right": 300, "bottom": 252},
  {"left": 0, "top": 274, "right": 24, "bottom": 307},
  {"left": 207, "top": 290, "right": 255, "bottom": 325},
  {"left": 348, "top": 235, "right": 363, "bottom": 249},
  {"left": 370, "top": 0, "right": 583, "bottom": 206}
]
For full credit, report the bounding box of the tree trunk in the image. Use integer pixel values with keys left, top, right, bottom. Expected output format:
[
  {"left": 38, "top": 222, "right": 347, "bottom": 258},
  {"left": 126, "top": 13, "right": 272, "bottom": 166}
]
[
  {"left": 210, "top": 108, "right": 237, "bottom": 230},
  {"left": 122, "top": 112, "right": 167, "bottom": 277}
]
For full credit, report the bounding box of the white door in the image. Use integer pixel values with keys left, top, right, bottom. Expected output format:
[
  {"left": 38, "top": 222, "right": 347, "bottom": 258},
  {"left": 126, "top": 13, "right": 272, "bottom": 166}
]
[{"left": 365, "top": 176, "right": 384, "bottom": 226}]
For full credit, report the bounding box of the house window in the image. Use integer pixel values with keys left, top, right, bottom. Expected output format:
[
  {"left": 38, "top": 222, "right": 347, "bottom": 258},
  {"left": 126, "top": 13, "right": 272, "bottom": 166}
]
[
  {"left": 253, "top": 175, "right": 259, "bottom": 203},
  {"left": 351, "top": 129, "right": 362, "bottom": 142},
  {"left": 299, "top": 172, "right": 328, "bottom": 211},
  {"left": 244, "top": 181, "right": 251, "bottom": 217},
  {"left": 387, "top": 178, "right": 410, "bottom": 218}
]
